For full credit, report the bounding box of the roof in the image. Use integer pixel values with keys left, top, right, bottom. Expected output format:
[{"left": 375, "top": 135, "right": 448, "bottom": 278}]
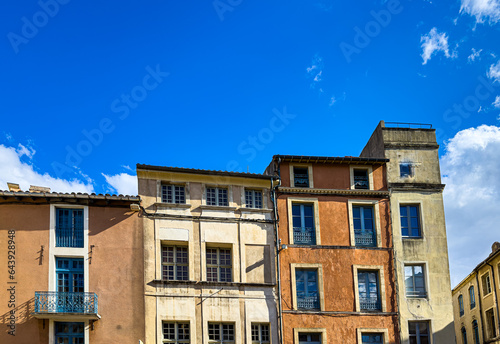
[
  {"left": 452, "top": 244, "right": 500, "bottom": 291},
  {"left": 137, "top": 164, "right": 277, "bottom": 180},
  {"left": 271, "top": 155, "right": 389, "bottom": 164},
  {"left": 0, "top": 190, "right": 140, "bottom": 205}
]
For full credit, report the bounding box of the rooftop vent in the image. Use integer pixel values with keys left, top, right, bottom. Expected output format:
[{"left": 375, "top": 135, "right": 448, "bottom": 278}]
[
  {"left": 29, "top": 185, "right": 51, "bottom": 193},
  {"left": 7, "top": 182, "right": 21, "bottom": 192}
]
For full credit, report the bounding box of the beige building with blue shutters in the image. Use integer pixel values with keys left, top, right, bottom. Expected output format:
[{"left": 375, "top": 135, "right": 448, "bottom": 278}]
[
  {"left": 137, "top": 164, "right": 278, "bottom": 344},
  {"left": 361, "top": 121, "right": 455, "bottom": 344}
]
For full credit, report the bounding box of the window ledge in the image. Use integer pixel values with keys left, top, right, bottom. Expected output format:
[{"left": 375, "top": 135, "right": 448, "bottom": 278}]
[
  {"left": 278, "top": 186, "right": 389, "bottom": 197},
  {"left": 237, "top": 207, "right": 273, "bottom": 213},
  {"left": 151, "top": 279, "right": 276, "bottom": 288},
  {"left": 402, "top": 236, "right": 423, "bottom": 240},
  {"left": 154, "top": 202, "right": 191, "bottom": 209},
  {"left": 199, "top": 205, "right": 237, "bottom": 211}
]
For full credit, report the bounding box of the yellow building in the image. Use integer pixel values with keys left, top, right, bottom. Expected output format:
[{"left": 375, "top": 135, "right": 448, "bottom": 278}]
[{"left": 452, "top": 242, "right": 500, "bottom": 344}]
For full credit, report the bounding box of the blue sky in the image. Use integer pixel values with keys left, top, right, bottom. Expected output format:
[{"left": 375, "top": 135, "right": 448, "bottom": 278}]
[{"left": 1, "top": 0, "right": 500, "bottom": 285}]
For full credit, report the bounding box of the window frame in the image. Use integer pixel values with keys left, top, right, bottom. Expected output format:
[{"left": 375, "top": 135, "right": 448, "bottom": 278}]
[
  {"left": 482, "top": 272, "right": 492, "bottom": 296},
  {"left": 290, "top": 263, "right": 324, "bottom": 311},
  {"left": 287, "top": 198, "right": 321, "bottom": 245},
  {"left": 161, "top": 184, "right": 186, "bottom": 204},
  {"left": 408, "top": 321, "right": 430, "bottom": 344},
  {"left": 350, "top": 165, "right": 374, "bottom": 190},
  {"left": 400, "top": 204, "right": 422, "bottom": 238},
  {"left": 400, "top": 162, "right": 415, "bottom": 178},
  {"left": 461, "top": 326, "right": 467, "bottom": 344},
  {"left": 404, "top": 264, "right": 428, "bottom": 299},
  {"left": 472, "top": 320, "right": 480, "bottom": 344},
  {"left": 485, "top": 308, "right": 497, "bottom": 339},
  {"left": 207, "top": 322, "right": 235, "bottom": 344},
  {"left": 161, "top": 245, "right": 189, "bottom": 281},
  {"left": 55, "top": 207, "right": 85, "bottom": 248},
  {"left": 205, "top": 186, "right": 230, "bottom": 207},
  {"left": 458, "top": 294, "right": 464, "bottom": 317},
  {"left": 250, "top": 323, "right": 270, "bottom": 344},
  {"left": 162, "top": 321, "right": 190, "bottom": 344},
  {"left": 348, "top": 200, "right": 382, "bottom": 248},
  {"left": 206, "top": 247, "right": 232, "bottom": 283},
  {"left": 469, "top": 286, "right": 476, "bottom": 309},
  {"left": 353, "top": 265, "right": 387, "bottom": 312},
  {"left": 245, "top": 189, "right": 264, "bottom": 209},
  {"left": 293, "top": 328, "right": 327, "bottom": 344},
  {"left": 289, "top": 164, "right": 314, "bottom": 188},
  {"left": 356, "top": 328, "right": 389, "bottom": 344}
]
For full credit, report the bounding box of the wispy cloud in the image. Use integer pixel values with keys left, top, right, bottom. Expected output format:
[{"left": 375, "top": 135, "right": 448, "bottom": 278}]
[
  {"left": 493, "top": 95, "right": 500, "bottom": 108},
  {"left": 420, "top": 28, "right": 452, "bottom": 65},
  {"left": 0, "top": 144, "right": 93, "bottom": 193},
  {"left": 442, "top": 125, "right": 500, "bottom": 286},
  {"left": 460, "top": 0, "right": 500, "bottom": 24},
  {"left": 102, "top": 173, "right": 137, "bottom": 196},
  {"left": 306, "top": 54, "right": 324, "bottom": 89},
  {"left": 488, "top": 60, "right": 500, "bottom": 82},
  {"left": 467, "top": 48, "right": 483, "bottom": 62},
  {"left": 329, "top": 96, "right": 336, "bottom": 107}
]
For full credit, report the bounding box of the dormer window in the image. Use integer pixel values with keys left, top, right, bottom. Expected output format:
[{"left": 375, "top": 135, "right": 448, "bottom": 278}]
[
  {"left": 353, "top": 169, "right": 369, "bottom": 189},
  {"left": 293, "top": 167, "right": 309, "bottom": 188}
]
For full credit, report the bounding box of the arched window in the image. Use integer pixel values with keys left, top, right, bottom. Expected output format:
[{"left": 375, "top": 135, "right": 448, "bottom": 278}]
[
  {"left": 473, "top": 320, "right": 480, "bottom": 344},
  {"left": 459, "top": 295, "right": 464, "bottom": 316},
  {"left": 469, "top": 286, "right": 476, "bottom": 309},
  {"left": 462, "top": 326, "right": 467, "bottom": 344}
]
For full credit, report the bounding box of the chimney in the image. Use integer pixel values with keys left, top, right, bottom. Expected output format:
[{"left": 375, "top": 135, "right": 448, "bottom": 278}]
[
  {"left": 7, "top": 183, "right": 21, "bottom": 192},
  {"left": 29, "top": 185, "right": 51, "bottom": 193},
  {"left": 492, "top": 242, "right": 500, "bottom": 253}
]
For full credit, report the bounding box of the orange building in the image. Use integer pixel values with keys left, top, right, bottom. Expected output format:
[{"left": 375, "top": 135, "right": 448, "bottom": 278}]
[
  {"left": 265, "top": 155, "right": 399, "bottom": 344},
  {"left": 0, "top": 186, "right": 145, "bottom": 344}
]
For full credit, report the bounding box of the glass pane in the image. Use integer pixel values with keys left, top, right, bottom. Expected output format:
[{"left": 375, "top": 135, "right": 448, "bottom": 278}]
[{"left": 410, "top": 206, "right": 418, "bottom": 217}]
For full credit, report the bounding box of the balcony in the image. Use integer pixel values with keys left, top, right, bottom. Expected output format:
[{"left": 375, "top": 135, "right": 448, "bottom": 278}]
[
  {"left": 360, "top": 297, "right": 381, "bottom": 311},
  {"left": 355, "top": 232, "right": 376, "bottom": 247},
  {"left": 33, "top": 292, "right": 100, "bottom": 320},
  {"left": 293, "top": 228, "right": 316, "bottom": 245},
  {"left": 297, "top": 295, "right": 320, "bottom": 310}
]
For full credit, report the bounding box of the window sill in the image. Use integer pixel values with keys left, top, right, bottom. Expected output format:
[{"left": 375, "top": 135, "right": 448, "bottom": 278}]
[
  {"left": 199, "top": 205, "right": 237, "bottom": 211},
  {"left": 154, "top": 202, "right": 191, "bottom": 209},
  {"left": 402, "top": 236, "right": 423, "bottom": 240},
  {"left": 238, "top": 207, "right": 273, "bottom": 213},
  {"left": 151, "top": 279, "right": 276, "bottom": 287}
]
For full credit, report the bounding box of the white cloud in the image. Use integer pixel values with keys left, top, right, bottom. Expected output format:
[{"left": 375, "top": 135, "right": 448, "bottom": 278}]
[
  {"left": 0, "top": 144, "right": 94, "bottom": 193},
  {"left": 460, "top": 0, "right": 500, "bottom": 24},
  {"left": 488, "top": 60, "right": 500, "bottom": 82},
  {"left": 306, "top": 54, "right": 324, "bottom": 89},
  {"left": 441, "top": 125, "right": 500, "bottom": 287},
  {"left": 329, "top": 96, "right": 336, "bottom": 107},
  {"left": 493, "top": 95, "right": 500, "bottom": 108},
  {"left": 467, "top": 48, "right": 483, "bottom": 62},
  {"left": 102, "top": 173, "right": 137, "bottom": 196},
  {"left": 420, "top": 28, "right": 452, "bottom": 65}
]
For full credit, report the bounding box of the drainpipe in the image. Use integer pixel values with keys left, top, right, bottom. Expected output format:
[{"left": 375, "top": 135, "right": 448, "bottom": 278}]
[
  {"left": 475, "top": 272, "right": 486, "bottom": 342},
  {"left": 486, "top": 262, "right": 500, "bottom": 338},
  {"left": 271, "top": 158, "right": 284, "bottom": 344}
]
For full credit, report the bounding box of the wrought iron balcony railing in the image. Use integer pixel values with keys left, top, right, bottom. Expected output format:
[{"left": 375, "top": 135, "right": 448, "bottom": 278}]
[
  {"left": 360, "top": 297, "right": 381, "bottom": 311},
  {"left": 354, "top": 176, "right": 369, "bottom": 189},
  {"left": 55, "top": 227, "right": 84, "bottom": 247},
  {"left": 34, "top": 291, "right": 98, "bottom": 314},
  {"left": 297, "top": 295, "right": 320, "bottom": 310},
  {"left": 293, "top": 228, "right": 316, "bottom": 245},
  {"left": 354, "top": 232, "right": 376, "bottom": 247},
  {"left": 406, "top": 290, "right": 427, "bottom": 298}
]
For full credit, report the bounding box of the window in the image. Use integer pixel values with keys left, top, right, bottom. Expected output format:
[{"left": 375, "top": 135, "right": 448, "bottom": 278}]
[
  {"left": 400, "top": 205, "right": 421, "bottom": 238},
  {"left": 458, "top": 295, "right": 464, "bottom": 317},
  {"left": 206, "top": 248, "right": 232, "bottom": 282},
  {"left": 162, "top": 184, "right": 186, "bottom": 204},
  {"left": 353, "top": 169, "right": 369, "bottom": 189},
  {"left": 162, "top": 246, "right": 188, "bottom": 281},
  {"left": 473, "top": 320, "right": 480, "bottom": 344},
  {"left": 293, "top": 167, "right": 310, "bottom": 187},
  {"left": 353, "top": 206, "right": 376, "bottom": 247},
  {"left": 486, "top": 308, "right": 496, "bottom": 339},
  {"left": 251, "top": 324, "right": 270, "bottom": 344},
  {"left": 296, "top": 269, "right": 320, "bottom": 310},
  {"left": 208, "top": 323, "right": 234, "bottom": 344},
  {"left": 482, "top": 273, "right": 492, "bottom": 295},
  {"left": 461, "top": 327, "right": 467, "bottom": 344},
  {"left": 206, "top": 187, "right": 228, "bottom": 206},
  {"left": 469, "top": 286, "right": 476, "bottom": 309},
  {"left": 55, "top": 322, "right": 84, "bottom": 344},
  {"left": 358, "top": 271, "right": 381, "bottom": 311},
  {"left": 404, "top": 265, "right": 427, "bottom": 298},
  {"left": 362, "top": 333, "right": 383, "bottom": 343},
  {"left": 400, "top": 163, "right": 414, "bottom": 178},
  {"left": 409, "top": 322, "right": 429, "bottom": 344},
  {"left": 292, "top": 203, "right": 316, "bottom": 245},
  {"left": 56, "top": 208, "right": 84, "bottom": 248},
  {"left": 245, "top": 190, "right": 263, "bottom": 209},
  {"left": 163, "top": 322, "right": 190, "bottom": 343},
  {"left": 298, "top": 333, "right": 321, "bottom": 344}
]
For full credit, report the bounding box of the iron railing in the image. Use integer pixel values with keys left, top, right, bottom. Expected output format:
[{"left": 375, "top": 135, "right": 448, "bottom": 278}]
[
  {"left": 34, "top": 291, "right": 98, "bottom": 314},
  {"left": 406, "top": 290, "right": 427, "bottom": 298},
  {"left": 294, "top": 173, "right": 309, "bottom": 187},
  {"left": 360, "top": 297, "right": 381, "bottom": 311},
  {"left": 354, "top": 176, "right": 369, "bottom": 189},
  {"left": 55, "top": 227, "right": 84, "bottom": 247},
  {"left": 384, "top": 122, "right": 432, "bottom": 129},
  {"left": 355, "top": 232, "right": 376, "bottom": 247},
  {"left": 293, "top": 228, "right": 316, "bottom": 245},
  {"left": 297, "top": 295, "right": 320, "bottom": 310}
]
